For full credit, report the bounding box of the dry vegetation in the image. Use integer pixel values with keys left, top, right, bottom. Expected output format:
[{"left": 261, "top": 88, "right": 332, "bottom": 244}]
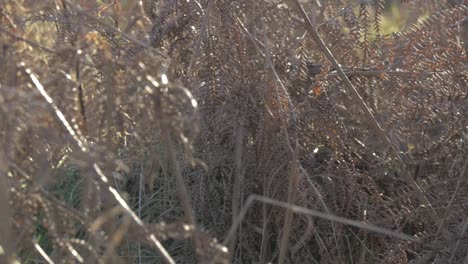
[{"left": 0, "top": 0, "right": 467, "bottom": 263}]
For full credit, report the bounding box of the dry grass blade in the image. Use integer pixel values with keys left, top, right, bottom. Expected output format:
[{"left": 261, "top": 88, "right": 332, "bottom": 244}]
[
  {"left": 225, "top": 194, "right": 420, "bottom": 244},
  {"left": 34, "top": 242, "right": 55, "bottom": 264},
  {"left": 0, "top": 25, "right": 55, "bottom": 54}
]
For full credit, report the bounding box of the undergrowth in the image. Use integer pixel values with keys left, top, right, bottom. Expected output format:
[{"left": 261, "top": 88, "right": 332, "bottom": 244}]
[{"left": 0, "top": 0, "right": 467, "bottom": 263}]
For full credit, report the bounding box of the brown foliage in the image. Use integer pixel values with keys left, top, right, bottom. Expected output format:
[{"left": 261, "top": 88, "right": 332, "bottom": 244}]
[{"left": 0, "top": 0, "right": 467, "bottom": 263}]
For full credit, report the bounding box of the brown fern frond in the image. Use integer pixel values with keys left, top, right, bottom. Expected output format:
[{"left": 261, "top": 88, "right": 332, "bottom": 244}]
[
  {"left": 373, "top": 0, "right": 384, "bottom": 40},
  {"left": 359, "top": 1, "right": 371, "bottom": 65}
]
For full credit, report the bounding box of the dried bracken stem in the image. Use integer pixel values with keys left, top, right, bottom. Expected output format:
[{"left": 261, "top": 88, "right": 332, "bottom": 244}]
[
  {"left": 161, "top": 128, "right": 201, "bottom": 259},
  {"left": 230, "top": 125, "right": 244, "bottom": 256},
  {"left": 261, "top": 20, "right": 300, "bottom": 264},
  {"left": 278, "top": 150, "right": 300, "bottom": 264},
  {"left": 0, "top": 25, "right": 55, "bottom": 53}
]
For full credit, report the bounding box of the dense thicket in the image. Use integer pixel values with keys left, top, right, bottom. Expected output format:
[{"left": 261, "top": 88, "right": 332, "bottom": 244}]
[{"left": 0, "top": 0, "right": 467, "bottom": 263}]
